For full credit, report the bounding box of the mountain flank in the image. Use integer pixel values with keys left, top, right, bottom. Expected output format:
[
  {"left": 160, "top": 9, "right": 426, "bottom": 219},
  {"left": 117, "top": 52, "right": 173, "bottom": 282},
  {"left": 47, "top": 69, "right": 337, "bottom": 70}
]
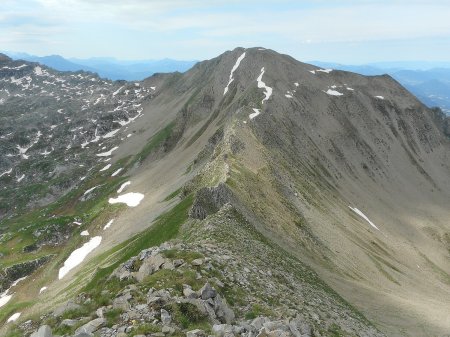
[{"left": 1, "top": 47, "right": 450, "bottom": 337}]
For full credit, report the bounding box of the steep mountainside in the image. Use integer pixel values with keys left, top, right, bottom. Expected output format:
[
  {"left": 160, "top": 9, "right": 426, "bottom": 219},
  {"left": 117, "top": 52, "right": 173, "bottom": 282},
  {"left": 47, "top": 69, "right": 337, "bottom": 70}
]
[{"left": 1, "top": 48, "right": 450, "bottom": 337}]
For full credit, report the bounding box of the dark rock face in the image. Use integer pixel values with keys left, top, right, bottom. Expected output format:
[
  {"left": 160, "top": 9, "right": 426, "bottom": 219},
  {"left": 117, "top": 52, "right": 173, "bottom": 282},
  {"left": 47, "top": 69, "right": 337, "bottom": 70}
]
[
  {"left": 189, "top": 183, "right": 232, "bottom": 220},
  {"left": 0, "top": 255, "right": 53, "bottom": 292}
]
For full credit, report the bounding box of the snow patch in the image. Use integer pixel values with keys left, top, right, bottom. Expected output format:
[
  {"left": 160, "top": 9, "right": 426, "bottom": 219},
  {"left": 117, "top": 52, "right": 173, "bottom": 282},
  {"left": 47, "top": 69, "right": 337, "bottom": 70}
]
[
  {"left": 102, "top": 129, "right": 120, "bottom": 139},
  {"left": 317, "top": 68, "right": 333, "bottom": 73},
  {"left": 103, "top": 219, "right": 114, "bottom": 230},
  {"left": 224, "top": 52, "right": 246, "bottom": 95},
  {"left": 349, "top": 206, "right": 380, "bottom": 231},
  {"left": 7, "top": 312, "right": 21, "bottom": 323},
  {"left": 58, "top": 236, "right": 102, "bottom": 279},
  {"left": 249, "top": 108, "right": 261, "bottom": 120},
  {"left": 16, "top": 174, "right": 25, "bottom": 182},
  {"left": 39, "top": 286, "right": 47, "bottom": 294},
  {"left": 99, "top": 164, "right": 111, "bottom": 172},
  {"left": 375, "top": 95, "right": 384, "bottom": 100},
  {"left": 80, "top": 230, "right": 89, "bottom": 236},
  {"left": 256, "top": 67, "right": 273, "bottom": 104},
  {"left": 109, "top": 193, "right": 144, "bottom": 207},
  {"left": 0, "top": 292, "right": 12, "bottom": 308},
  {"left": 0, "top": 168, "right": 12, "bottom": 178},
  {"left": 96, "top": 146, "right": 119, "bottom": 157},
  {"left": 112, "top": 86, "right": 124, "bottom": 96},
  {"left": 83, "top": 185, "right": 99, "bottom": 196},
  {"left": 34, "top": 66, "right": 43, "bottom": 76},
  {"left": 117, "top": 181, "right": 131, "bottom": 193},
  {"left": 111, "top": 168, "right": 123, "bottom": 177},
  {"left": 324, "top": 89, "right": 344, "bottom": 96}
]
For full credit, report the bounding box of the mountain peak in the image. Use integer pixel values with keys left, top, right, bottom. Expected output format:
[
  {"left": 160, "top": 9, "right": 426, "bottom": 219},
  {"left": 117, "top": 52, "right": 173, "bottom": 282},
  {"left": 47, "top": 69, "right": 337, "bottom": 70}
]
[{"left": 0, "top": 53, "right": 12, "bottom": 63}]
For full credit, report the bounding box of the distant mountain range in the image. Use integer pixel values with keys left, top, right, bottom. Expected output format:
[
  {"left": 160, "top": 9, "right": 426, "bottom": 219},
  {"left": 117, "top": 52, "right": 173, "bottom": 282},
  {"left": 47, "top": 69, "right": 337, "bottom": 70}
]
[
  {"left": 3, "top": 51, "right": 450, "bottom": 115},
  {"left": 2, "top": 51, "right": 197, "bottom": 81},
  {"left": 310, "top": 61, "right": 450, "bottom": 114}
]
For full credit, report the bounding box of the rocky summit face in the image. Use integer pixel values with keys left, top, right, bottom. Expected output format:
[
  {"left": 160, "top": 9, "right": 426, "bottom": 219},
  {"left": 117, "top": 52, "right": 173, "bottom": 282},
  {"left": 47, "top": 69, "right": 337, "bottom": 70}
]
[{"left": 0, "top": 47, "right": 449, "bottom": 337}]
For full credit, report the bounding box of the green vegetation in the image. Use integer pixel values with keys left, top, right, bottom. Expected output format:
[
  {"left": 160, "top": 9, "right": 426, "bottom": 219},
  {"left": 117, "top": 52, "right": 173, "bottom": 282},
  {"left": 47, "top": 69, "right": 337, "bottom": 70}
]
[
  {"left": 83, "top": 194, "right": 193, "bottom": 300},
  {"left": 131, "top": 323, "right": 160, "bottom": 336},
  {"left": 166, "top": 302, "right": 208, "bottom": 330},
  {"left": 161, "top": 249, "right": 203, "bottom": 263},
  {"left": 163, "top": 187, "right": 182, "bottom": 202},
  {"left": 105, "top": 308, "right": 124, "bottom": 327},
  {"left": 142, "top": 268, "right": 203, "bottom": 295},
  {"left": 244, "top": 304, "right": 273, "bottom": 320},
  {"left": 328, "top": 323, "right": 346, "bottom": 337}
]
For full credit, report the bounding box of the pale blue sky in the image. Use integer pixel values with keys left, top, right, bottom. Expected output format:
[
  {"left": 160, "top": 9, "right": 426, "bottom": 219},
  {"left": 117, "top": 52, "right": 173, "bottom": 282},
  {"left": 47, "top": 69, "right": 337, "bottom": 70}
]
[{"left": 1, "top": 0, "right": 450, "bottom": 63}]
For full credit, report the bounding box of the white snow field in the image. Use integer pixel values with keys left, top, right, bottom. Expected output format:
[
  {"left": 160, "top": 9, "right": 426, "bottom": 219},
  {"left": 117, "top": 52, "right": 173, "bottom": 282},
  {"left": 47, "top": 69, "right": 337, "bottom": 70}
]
[
  {"left": 58, "top": 236, "right": 102, "bottom": 279},
  {"left": 109, "top": 192, "right": 144, "bottom": 207}
]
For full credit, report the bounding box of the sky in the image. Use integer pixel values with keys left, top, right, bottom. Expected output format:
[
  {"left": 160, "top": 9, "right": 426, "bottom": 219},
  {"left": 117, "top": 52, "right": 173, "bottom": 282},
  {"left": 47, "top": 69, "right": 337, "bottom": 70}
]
[{"left": 1, "top": 0, "right": 450, "bottom": 63}]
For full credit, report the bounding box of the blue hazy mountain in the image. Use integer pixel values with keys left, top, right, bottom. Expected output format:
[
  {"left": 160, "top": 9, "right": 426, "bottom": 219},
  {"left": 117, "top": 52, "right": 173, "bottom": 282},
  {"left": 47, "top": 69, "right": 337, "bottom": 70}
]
[{"left": 3, "top": 51, "right": 197, "bottom": 81}]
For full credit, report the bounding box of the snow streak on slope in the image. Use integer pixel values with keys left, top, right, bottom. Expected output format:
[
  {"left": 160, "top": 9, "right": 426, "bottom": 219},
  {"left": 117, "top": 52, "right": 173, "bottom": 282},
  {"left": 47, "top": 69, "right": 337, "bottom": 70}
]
[
  {"left": 349, "top": 206, "right": 380, "bottom": 231},
  {"left": 103, "top": 219, "right": 114, "bottom": 230},
  {"left": 249, "top": 108, "right": 261, "bottom": 120},
  {"left": 256, "top": 67, "right": 273, "bottom": 104},
  {"left": 224, "top": 52, "right": 246, "bottom": 95},
  {"left": 117, "top": 181, "right": 131, "bottom": 193}
]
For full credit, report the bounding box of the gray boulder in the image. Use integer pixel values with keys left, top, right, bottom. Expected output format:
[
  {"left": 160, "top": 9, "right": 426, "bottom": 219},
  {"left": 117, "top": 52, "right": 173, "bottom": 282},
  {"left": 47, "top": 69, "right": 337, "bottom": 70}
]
[
  {"left": 161, "top": 308, "right": 172, "bottom": 325},
  {"left": 187, "top": 329, "right": 206, "bottom": 337},
  {"left": 30, "top": 325, "right": 52, "bottom": 337},
  {"left": 53, "top": 301, "right": 81, "bottom": 317},
  {"left": 74, "top": 317, "right": 105, "bottom": 335},
  {"left": 199, "top": 282, "right": 217, "bottom": 300}
]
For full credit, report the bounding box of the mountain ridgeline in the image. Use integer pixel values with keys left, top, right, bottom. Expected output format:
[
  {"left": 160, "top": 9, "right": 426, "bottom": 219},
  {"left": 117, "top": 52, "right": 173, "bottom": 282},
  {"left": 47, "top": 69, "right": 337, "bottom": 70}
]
[{"left": 0, "top": 48, "right": 450, "bottom": 337}]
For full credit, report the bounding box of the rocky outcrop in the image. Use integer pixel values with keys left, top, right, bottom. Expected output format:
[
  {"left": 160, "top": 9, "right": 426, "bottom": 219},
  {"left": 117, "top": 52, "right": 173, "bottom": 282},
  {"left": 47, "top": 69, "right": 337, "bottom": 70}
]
[
  {"left": 189, "top": 183, "right": 232, "bottom": 220},
  {"left": 0, "top": 255, "right": 53, "bottom": 292}
]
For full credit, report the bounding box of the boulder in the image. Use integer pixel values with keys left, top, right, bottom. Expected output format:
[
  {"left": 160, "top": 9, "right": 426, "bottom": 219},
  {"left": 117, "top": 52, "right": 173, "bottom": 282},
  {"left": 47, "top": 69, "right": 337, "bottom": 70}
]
[
  {"left": 74, "top": 317, "right": 105, "bottom": 335},
  {"left": 162, "top": 325, "right": 176, "bottom": 334},
  {"left": 30, "top": 325, "right": 52, "bottom": 337},
  {"left": 173, "top": 259, "right": 185, "bottom": 268},
  {"left": 191, "top": 258, "right": 204, "bottom": 266},
  {"left": 183, "top": 285, "right": 198, "bottom": 299},
  {"left": 60, "top": 319, "right": 79, "bottom": 327},
  {"left": 53, "top": 300, "right": 81, "bottom": 317},
  {"left": 136, "top": 254, "right": 166, "bottom": 282},
  {"left": 187, "top": 329, "right": 206, "bottom": 337},
  {"left": 212, "top": 324, "right": 233, "bottom": 337},
  {"left": 213, "top": 294, "right": 235, "bottom": 324},
  {"left": 199, "top": 282, "right": 217, "bottom": 300},
  {"left": 113, "top": 293, "right": 132, "bottom": 310},
  {"left": 161, "top": 308, "right": 172, "bottom": 325}
]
